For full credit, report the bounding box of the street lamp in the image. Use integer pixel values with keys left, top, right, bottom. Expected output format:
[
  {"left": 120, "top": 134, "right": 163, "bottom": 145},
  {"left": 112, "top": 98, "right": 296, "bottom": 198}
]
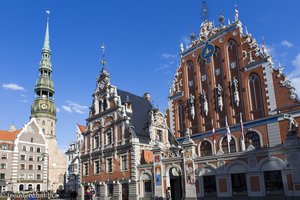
[{"left": 42, "top": 153, "right": 49, "bottom": 200}]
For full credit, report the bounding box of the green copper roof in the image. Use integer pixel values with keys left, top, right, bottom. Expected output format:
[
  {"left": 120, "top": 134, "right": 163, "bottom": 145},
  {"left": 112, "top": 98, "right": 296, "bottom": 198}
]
[{"left": 43, "top": 17, "right": 50, "bottom": 51}]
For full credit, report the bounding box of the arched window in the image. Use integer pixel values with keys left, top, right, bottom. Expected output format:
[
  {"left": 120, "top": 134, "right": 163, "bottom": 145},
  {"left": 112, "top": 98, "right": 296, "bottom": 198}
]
[
  {"left": 187, "top": 61, "right": 195, "bottom": 95},
  {"left": 19, "top": 184, "right": 24, "bottom": 191},
  {"left": 200, "top": 141, "right": 212, "bottom": 157},
  {"left": 227, "top": 40, "right": 238, "bottom": 71},
  {"left": 221, "top": 136, "right": 236, "bottom": 153},
  {"left": 28, "top": 184, "right": 33, "bottom": 191},
  {"left": 178, "top": 101, "right": 185, "bottom": 132},
  {"left": 248, "top": 74, "right": 264, "bottom": 119},
  {"left": 36, "top": 184, "right": 41, "bottom": 192},
  {"left": 245, "top": 131, "right": 261, "bottom": 149}
]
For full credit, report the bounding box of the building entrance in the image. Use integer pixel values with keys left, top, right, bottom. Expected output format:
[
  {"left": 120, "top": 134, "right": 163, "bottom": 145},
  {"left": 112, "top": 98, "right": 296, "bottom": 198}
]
[
  {"left": 264, "top": 170, "right": 284, "bottom": 196},
  {"left": 231, "top": 173, "right": 247, "bottom": 196},
  {"left": 203, "top": 175, "right": 217, "bottom": 196},
  {"left": 169, "top": 167, "right": 182, "bottom": 200},
  {"left": 122, "top": 183, "right": 129, "bottom": 200}
]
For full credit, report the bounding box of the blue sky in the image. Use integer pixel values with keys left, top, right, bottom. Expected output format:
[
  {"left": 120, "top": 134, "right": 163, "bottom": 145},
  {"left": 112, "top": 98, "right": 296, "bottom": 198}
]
[{"left": 1, "top": 0, "right": 300, "bottom": 151}]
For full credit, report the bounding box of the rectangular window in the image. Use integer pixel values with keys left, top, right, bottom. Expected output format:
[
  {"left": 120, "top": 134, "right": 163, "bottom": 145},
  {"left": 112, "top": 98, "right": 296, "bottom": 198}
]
[
  {"left": 121, "top": 155, "right": 128, "bottom": 171},
  {"left": 29, "top": 156, "right": 34, "bottom": 161},
  {"left": 37, "top": 165, "right": 42, "bottom": 170},
  {"left": 106, "top": 131, "right": 112, "bottom": 145},
  {"left": 0, "top": 163, "right": 6, "bottom": 169},
  {"left": 1, "top": 154, "right": 7, "bottom": 160},
  {"left": 1, "top": 144, "right": 8, "bottom": 150},
  {"left": 107, "top": 158, "right": 112, "bottom": 172},
  {"left": 20, "top": 164, "right": 25, "bottom": 170},
  {"left": 84, "top": 163, "right": 89, "bottom": 176},
  {"left": 30, "top": 146, "right": 34, "bottom": 152},
  {"left": 29, "top": 164, "right": 34, "bottom": 170},
  {"left": 37, "top": 156, "right": 42, "bottom": 162},
  {"left": 22, "top": 145, "right": 27, "bottom": 151},
  {"left": 37, "top": 147, "right": 41, "bottom": 153},
  {"left": 19, "top": 173, "right": 25, "bottom": 179},
  {"left": 37, "top": 174, "right": 42, "bottom": 180},
  {"left": 21, "top": 155, "right": 26, "bottom": 160},
  {"left": 94, "top": 160, "right": 100, "bottom": 174},
  {"left": 94, "top": 135, "right": 99, "bottom": 148},
  {"left": 0, "top": 173, "right": 5, "bottom": 179},
  {"left": 28, "top": 174, "right": 33, "bottom": 179}
]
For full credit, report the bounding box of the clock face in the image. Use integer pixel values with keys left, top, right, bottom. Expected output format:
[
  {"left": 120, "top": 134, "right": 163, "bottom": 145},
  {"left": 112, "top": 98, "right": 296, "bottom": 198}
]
[
  {"left": 201, "top": 42, "right": 215, "bottom": 63},
  {"left": 41, "top": 103, "right": 48, "bottom": 110}
]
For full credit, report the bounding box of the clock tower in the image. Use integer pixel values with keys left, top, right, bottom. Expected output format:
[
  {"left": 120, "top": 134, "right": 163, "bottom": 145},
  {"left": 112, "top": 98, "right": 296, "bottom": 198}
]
[
  {"left": 30, "top": 15, "right": 66, "bottom": 191},
  {"left": 31, "top": 15, "right": 56, "bottom": 140}
]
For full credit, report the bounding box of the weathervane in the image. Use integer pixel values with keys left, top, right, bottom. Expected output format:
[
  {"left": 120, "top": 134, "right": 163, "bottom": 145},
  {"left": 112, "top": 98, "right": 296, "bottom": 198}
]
[
  {"left": 201, "top": 0, "right": 208, "bottom": 22},
  {"left": 100, "top": 43, "right": 107, "bottom": 68}
]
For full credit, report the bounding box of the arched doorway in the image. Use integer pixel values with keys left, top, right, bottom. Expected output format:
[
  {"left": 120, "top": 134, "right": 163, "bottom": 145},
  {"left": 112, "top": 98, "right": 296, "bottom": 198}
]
[
  {"left": 19, "top": 184, "right": 24, "bottom": 192},
  {"left": 28, "top": 184, "right": 33, "bottom": 191},
  {"left": 169, "top": 167, "right": 183, "bottom": 200},
  {"left": 36, "top": 184, "right": 41, "bottom": 192}
]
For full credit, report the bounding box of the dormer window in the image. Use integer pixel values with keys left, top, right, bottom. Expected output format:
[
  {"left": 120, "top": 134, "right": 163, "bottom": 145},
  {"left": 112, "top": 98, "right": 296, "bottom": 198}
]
[{"left": 156, "top": 130, "right": 163, "bottom": 142}]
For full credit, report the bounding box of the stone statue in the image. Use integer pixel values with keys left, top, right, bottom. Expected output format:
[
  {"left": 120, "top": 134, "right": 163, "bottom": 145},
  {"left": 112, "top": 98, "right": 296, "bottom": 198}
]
[
  {"left": 232, "top": 77, "right": 240, "bottom": 107},
  {"left": 216, "top": 84, "right": 223, "bottom": 111},
  {"left": 284, "top": 114, "right": 298, "bottom": 135},
  {"left": 180, "top": 42, "right": 184, "bottom": 53},
  {"left": 189, "top": 94, "right": 195, "bottom": 120},
  {"left": 202, "top": 90, "right": 208, "bottom": 116}
]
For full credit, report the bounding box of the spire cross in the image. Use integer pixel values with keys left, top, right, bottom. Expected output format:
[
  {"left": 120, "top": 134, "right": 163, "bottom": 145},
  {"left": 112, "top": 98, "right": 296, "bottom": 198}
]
[
  {"left": 201, "top": 0, "right": 208, "bottom": 22},
  {"left": 100, "top": 43, "right": 106, "bottom": 68}
]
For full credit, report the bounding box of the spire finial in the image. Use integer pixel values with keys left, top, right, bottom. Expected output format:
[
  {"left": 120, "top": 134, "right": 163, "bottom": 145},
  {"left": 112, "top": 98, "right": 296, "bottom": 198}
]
[
  {"left": 100, "top": 43, "right": 106, "bottom": 68},
  {"left": 201, "top": 0, "right": 208, "bottom": 22},
  {"left": 43, "top": 10, "right": 51, "bottom": 51}
]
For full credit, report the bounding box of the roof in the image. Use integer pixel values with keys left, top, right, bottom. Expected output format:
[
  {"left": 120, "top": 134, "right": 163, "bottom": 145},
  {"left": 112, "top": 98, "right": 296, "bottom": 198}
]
[
  {"left": 117, "top": 89, "right": 153, "bottom": 142},
  {"left": 0, "top": 129, "right": 21, "bottom": 141},
  {"left": 77, "top": 124, "right": 86, "bottom": 133}
]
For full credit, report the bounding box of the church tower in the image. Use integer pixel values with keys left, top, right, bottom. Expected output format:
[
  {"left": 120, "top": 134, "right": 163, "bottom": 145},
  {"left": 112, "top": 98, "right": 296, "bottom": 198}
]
[
  {"left": 30, "top": 14, "right": 66, "bottom": 192},
  {"left": 31, "top": 15, "right": 56, "bottom": 139}
]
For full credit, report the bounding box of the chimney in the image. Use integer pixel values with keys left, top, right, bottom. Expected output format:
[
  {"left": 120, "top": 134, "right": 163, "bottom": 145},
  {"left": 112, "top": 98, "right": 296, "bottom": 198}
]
[{"left": 143, "top": 92, "right": 151, "bottom": 102}]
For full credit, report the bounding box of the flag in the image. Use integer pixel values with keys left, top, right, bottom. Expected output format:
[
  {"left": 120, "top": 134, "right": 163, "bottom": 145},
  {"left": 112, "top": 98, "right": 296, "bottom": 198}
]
[
  {"left": 240, "top": 113, "right": 246, "bottom": 151},
  {"left": 225, "top": 116, "right": 232, "bottom": 142},
  {"left": 211, "top": 119, "right": 216, "bottom": 155},
  {"left": 225, "top": 116, "right": 231, "bottom": 153}
]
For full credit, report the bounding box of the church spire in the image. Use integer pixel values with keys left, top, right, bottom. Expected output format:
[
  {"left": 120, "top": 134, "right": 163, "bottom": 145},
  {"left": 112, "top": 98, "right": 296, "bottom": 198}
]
[
  {"left": 31, "top": 11, "right": 56, "bottom": 133},
  {"left": 43, "top": 11, "right": 50, "bottom": 52}
]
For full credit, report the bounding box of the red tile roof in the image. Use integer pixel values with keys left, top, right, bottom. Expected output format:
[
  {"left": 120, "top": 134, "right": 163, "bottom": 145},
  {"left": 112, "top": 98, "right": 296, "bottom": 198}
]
[
  {"left": 77, "top": 124, "right": 86, "bottom": 133},
  {"left": 0, "top": 129, "right": 21, "bottom": 141}
]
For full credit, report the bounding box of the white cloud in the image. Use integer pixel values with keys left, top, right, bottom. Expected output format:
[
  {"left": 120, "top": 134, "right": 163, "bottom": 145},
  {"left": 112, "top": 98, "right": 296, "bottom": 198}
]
[
  {"left": 2, "top": 83, "right": 25, "bottom": 91},
  {"left": 61, "top": 101, "right": 88, "bottom": 114},
  {"left": 281, "top": 40, "right": 293, "bottom": 48},
  {"left": 62, "top": 105, "right": 72, "bottom": 113},
  {"left": 288, "top": 54, "right": 300, "bottom": 97},
  {"left": 155, "top": 64, "right": 170, "bottom": 72},
  {"left": 56, "top": 107, "right": 61, "bottom": 113},
  {"left": 161, "top": 53, "right": 177, "bottom": 59},
  {"left": 19, "top": 99, "right": 28, "bottom": 103}
]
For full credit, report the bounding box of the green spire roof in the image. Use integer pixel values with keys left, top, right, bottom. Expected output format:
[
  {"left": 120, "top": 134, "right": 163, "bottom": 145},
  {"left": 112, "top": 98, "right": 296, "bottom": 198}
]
[{"left": 43, "top": 17, "right": 50, "bottom": 51}]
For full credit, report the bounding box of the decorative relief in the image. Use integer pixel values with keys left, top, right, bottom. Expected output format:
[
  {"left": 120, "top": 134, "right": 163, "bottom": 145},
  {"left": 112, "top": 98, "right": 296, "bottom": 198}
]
[
  {"left": 232, "top": 77, "right": 240, "bottom": 107},
  {"left": 201, "top": 89, "right": 208, "bottom": 116},
  {"left": 216, "top": 84, "right": 223, "bottom": 111}
]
